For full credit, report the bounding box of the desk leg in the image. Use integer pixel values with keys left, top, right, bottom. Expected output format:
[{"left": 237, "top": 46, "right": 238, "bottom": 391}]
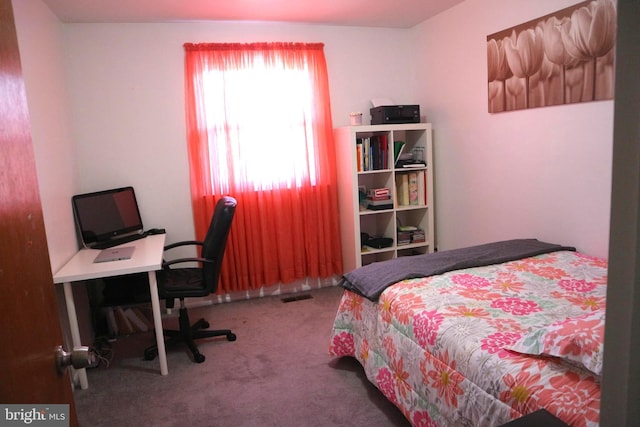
[
  {"left": 62, "top": 282, "right": 89, "bottom": 390},
  {"left": 148, "top": 271, "right": 168, "bottom": 375}
]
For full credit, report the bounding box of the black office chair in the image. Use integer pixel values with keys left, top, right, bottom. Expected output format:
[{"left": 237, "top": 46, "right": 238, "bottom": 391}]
[{"left": 144, "top": 196, "right": 237, "bottom": 363}]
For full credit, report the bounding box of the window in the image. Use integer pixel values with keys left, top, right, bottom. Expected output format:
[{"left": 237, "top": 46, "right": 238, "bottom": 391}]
[
  {"left": 202, "top": 64, "right": 318, "bottom": 190},
  {"left": 184, "top": 42, "right": 343, "bottom": 293}
]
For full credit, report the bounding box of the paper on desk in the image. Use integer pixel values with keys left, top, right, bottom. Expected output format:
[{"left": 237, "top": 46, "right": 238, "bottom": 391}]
[{"left": 371, "top": 97, "right": 395, "bottom": 107}]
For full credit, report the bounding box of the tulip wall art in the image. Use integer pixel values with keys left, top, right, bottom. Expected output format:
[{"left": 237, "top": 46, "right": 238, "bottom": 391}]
[{"left": 487, "top": 0, "right": 616, "bottom": 113}]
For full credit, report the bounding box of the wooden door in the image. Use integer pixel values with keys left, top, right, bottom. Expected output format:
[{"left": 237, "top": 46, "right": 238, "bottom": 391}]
[{"left": 0, "top": 1, "right": 78, "bottom": 424}]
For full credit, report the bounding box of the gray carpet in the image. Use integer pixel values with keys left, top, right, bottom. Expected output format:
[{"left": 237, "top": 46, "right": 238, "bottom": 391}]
[{"left": 73, "top": 285, "right": 410, "bottom": 426}]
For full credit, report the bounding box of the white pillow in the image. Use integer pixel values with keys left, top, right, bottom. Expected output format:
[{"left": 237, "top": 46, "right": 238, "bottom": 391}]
[{"left": 507, "top": 310, "right": 605, "bottom": 376}]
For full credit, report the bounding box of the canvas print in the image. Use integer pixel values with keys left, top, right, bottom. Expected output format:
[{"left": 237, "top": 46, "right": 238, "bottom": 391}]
[{"left": 487, "top": 0, "right": 617, "bottom": 113}]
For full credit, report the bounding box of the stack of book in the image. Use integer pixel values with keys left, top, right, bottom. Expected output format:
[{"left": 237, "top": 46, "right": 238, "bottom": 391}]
[
  {"left": 411, "top": 229, "right": 426, "bottom": 243},
  {"left": 396, "top": 159, "right": 427, "bottom": 168},
  {"left": 397, "top": 230, "right": 412, "bottom": 245},
  {"left": 397, "top": 225, "right": 425, "bottom": 245},
  {"left": 396, "top": 171, "right": 426, "bottom": 207},
  {"left": 367, "top": 188, "right": 393, "bottom": 210},
  {"left": 398, "top": 225, "right": 416, "bottom": 245},
  {"left": 104, "top": 305, "right": 154, "bottom": 337},
  {"left": 356, "top": 135, "right": 389, "bottom": 172}
]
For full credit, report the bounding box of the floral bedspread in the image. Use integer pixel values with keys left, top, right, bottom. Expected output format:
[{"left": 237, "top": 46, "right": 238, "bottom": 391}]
[{"left": 329, "top": 250, "right": 607, "bottom": 427}]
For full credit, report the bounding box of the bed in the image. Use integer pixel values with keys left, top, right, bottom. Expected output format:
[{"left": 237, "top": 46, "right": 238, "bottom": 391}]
[{"left": 329, "top": 239, "right": 606, "bottom": 426}]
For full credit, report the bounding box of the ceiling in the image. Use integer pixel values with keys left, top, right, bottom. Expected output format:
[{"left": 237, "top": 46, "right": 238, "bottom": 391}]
[{"left": 40, "top": 0, "right": 465, "bottom": 29}]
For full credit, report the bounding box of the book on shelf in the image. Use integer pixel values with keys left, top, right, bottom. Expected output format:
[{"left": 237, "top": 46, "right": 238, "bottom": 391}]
[
  {"left": 393, "top": 141, "right": 406, "bottom": 166},
  {"left": 411, "top": 229, "right": 426, "bottom": 243},
  {"left": 105, "top": 306, "right": 154, "bottom": 336},
  {"left": 113, "top": 307, "right": 134, "bottom": 335},
  {"left": 363, "top": 138, "right": 369, "bottom": 171},
  {"left": 409, "top": 172, "right": 419, "bottom": 205},
  {"left": 396, "top": 171, "right": 426, "bottom": 207},
  {"left": 398, "top": 228, "right": 426, "bottom": 244},
  {"left": 397, "top": 230, "right": 412, "bottom": 245},
  {"left": 368, "top": 187, "right": 390, "bottom": 198},
  {"left": 396, "top": 173, "right": 410, "bottom": 206},
  {"left": 367, "top": 203, "right": 394, "bottom": 211},
  {"left": 397, "top": 160, "right": 427, "bottom": 168},
  {"left": 367, "top": 195, "right": 391, "bottom": 204},
  {"left": 378, "top": 134, "right": 388, "bottom": 170},
  {"left": 367, "top": 197, "right": 392, "bottom": 206},
  {"left": 357, "top": 135, "right": 389, "bottom": 172},
  {"left": 106, "top": 308, "right": 118, "bottom": 336},
  {"left": 417, "top": 170, "right": 426, "bottom": 205},
  {"left": 367, "top": 195, "right": 393, "bottom": 210},
  {"left": 124, "top": 307, "right": 149, "bottom": 332}
]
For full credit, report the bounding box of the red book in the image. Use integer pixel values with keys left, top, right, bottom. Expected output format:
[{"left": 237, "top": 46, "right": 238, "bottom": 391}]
[
  {"left": 368, "top": 188, "right": 390, "bottom": 197},
  {"left": 380, "top": 134, "right": 388, "bottom": 169}
]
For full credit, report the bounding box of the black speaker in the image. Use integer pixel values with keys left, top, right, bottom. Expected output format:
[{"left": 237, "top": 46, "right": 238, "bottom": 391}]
[{"left": 366, "top": 237, "right": 394, "bottom": 249}]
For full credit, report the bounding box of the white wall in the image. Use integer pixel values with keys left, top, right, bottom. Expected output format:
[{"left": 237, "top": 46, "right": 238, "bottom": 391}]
[
  {"left": 411, "top": 0, "right": 613, "bottom": 258},
  {"left": 12, "top": 0, "right": 93, "bottom": 349},
  {"left": 16, "top": 0, "right": 613, "bottom": 263},
  {"left": 60, "top": 21, "right": 417, "bottom": 251},
  {"left": 12, "top": 0, "right": 79, "bottom": 271}
]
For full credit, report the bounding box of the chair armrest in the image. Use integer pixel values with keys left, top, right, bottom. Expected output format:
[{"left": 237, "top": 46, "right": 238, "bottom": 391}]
[
  {"left": 162, "top": 257, "right": 214, "bottom": 268},
  {"left": 163, "top": 240, "right": 204, "bottom": 251}
]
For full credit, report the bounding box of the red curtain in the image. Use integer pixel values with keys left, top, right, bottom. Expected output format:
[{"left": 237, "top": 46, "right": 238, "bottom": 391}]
[{"left": 184, "top": 42, "right": 343, "bottom": 293}]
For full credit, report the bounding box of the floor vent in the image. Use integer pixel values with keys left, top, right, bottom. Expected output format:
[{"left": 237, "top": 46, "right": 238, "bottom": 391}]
[{"left": 281, "top": 294, "right": 313, "bottom": 303}]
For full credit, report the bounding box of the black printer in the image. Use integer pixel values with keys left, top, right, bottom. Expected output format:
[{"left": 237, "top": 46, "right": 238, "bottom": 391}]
[{"left": 370, "top": 105, "right": 420, "bottom": 125}]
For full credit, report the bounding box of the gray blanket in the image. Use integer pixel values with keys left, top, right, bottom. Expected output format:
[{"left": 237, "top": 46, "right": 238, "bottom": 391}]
[{"left": 340, "top": 239, "right": 575, "bottom": 301}]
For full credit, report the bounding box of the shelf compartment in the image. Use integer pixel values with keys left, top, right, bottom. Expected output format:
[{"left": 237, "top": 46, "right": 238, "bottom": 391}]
[
  {"left": 396, "top": 208, "right": 428, "bottom": 229},
  {"left": 360, "top": 211, "right": 394, "bottom": 244},
  {"left": 361, "top": 250, "right": 395, "bottom": 266},
  {"left": 397, "top": 245, "right": 429, "bottom": 258},
  {"left": 355, "top": 131, "right": 392, "bottom": 172},
  {"left": 394, "top": 169, "right": 428, "bottom": 207}
]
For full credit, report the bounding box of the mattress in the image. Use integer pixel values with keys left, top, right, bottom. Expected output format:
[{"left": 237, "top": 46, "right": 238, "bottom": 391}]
[{"left": 329, "top": 250, "right": 606, "bottom": 426}]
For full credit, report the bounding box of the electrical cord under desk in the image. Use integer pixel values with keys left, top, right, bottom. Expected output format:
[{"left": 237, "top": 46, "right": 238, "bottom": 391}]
[{"left": 88, "top": 336, "right": 114, "bottom": 368}]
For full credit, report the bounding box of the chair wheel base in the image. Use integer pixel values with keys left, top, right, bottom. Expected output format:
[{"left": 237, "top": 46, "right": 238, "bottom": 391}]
[{"left": 143, "top": 317, "right": 237, "bottom": 363}]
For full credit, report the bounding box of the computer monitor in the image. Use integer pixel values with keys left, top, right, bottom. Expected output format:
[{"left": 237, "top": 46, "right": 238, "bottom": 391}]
[{"left": 72, "top": 186, "right": 144, "bottom": 248}]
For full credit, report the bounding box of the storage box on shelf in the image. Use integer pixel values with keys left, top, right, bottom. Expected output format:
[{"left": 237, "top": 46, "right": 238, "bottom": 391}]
[{"left": 334, "top": 123, "right": 435, "bottom": 272}]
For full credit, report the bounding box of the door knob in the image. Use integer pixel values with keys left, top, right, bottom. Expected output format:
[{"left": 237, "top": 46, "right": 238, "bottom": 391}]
[{"left": 55, "top": 345, "right": 94, "bottom": 374}]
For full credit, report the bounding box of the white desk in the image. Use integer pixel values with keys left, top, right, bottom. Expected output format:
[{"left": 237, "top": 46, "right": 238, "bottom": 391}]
[{"left": 53, "top": 234, "right": 168, "bottom": 389}]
